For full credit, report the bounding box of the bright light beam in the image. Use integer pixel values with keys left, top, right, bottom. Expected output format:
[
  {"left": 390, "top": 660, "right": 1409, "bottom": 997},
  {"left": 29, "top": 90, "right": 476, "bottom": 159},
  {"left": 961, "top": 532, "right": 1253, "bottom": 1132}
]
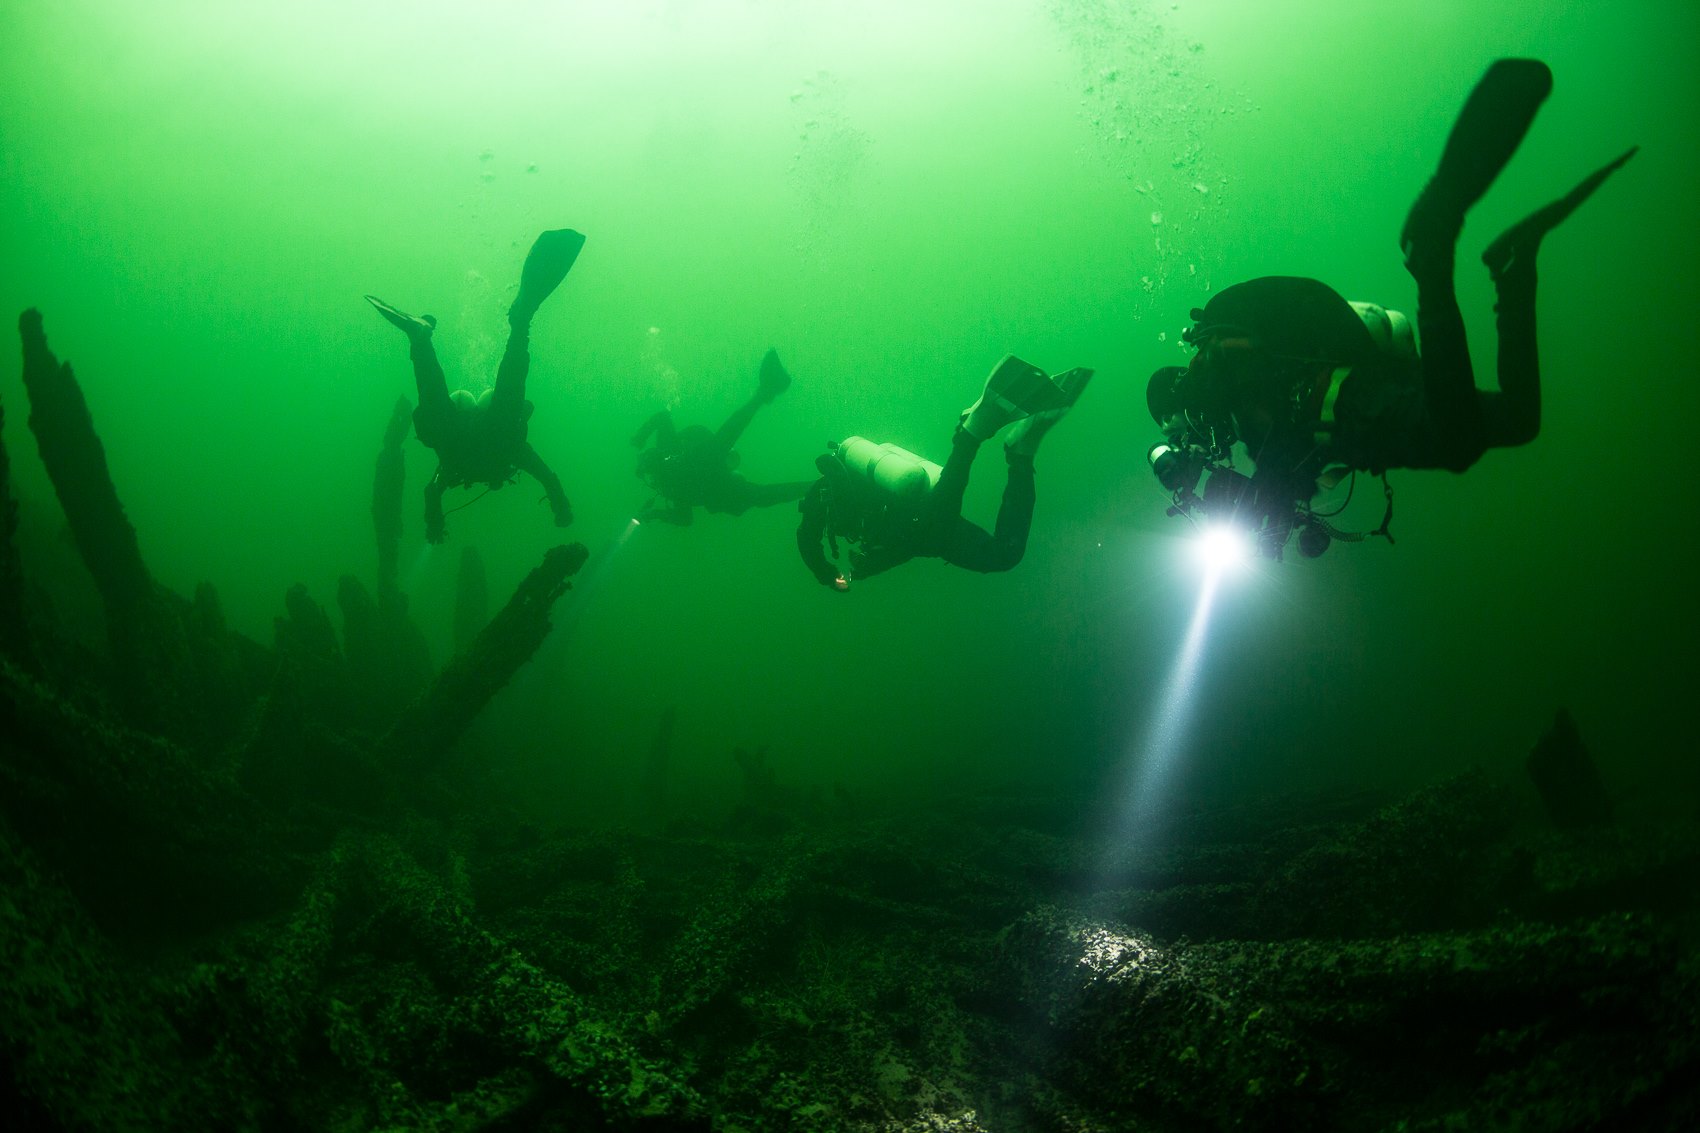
[
  {"left": 546, "top": 517, "right": 643, "bottom": 638},
  {"left": 1101, "top": 534, "right": 1242, "bottom": 870}
]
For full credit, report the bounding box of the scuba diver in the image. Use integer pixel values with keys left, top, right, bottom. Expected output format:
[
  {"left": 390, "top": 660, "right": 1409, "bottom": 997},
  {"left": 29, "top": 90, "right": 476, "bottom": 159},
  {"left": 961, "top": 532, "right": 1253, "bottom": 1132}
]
[
  {"left": 1146, "top": 59, "right": 1637, "bottom": 559},
  {"left": 630, "top": 348, "right": 814, "bottom": 524},
  {"left": 798, "top": 355, "right": 1092, "bottom": 590},
  {"left": 365, "top": 228, "right": 584, "bottom": 544}
]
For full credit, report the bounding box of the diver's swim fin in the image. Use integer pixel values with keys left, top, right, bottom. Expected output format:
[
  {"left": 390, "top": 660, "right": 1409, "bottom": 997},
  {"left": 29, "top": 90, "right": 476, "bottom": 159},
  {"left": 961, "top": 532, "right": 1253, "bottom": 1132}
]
[
  {"left": 510, "top": 228, "right": 587, "bottom": 323},
  {"left": 1482, "top": 146, "right": 1638, "bottom": 279},
  {"left": 1432, "top": 59, "right": 1553, "bottom": 215},
  {"left": 961, "top": 354, "right": 1071, "bottom": 440},
  {"left": 364, "top": 295, "right": 437, "bottom": 341},
  {"left": 1004, "top": 367, "right": 1095, "bottom": 457},
  {"left": 758, "top": 348, "right": 792, "bottom": 402},
  {"left": 1402, "top": 59, "right": 1554, "bottom": 258},
  {"left": 1051, "top": 366, "right": 1095, "bottom": 406}
]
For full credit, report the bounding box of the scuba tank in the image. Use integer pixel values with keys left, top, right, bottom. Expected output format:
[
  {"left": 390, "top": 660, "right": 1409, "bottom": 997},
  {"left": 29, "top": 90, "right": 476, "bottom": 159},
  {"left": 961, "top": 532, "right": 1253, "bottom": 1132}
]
[
  {"left": 830, "top": 436, "right": 942, "bottom": 502},
  {"left": 806, "top": 436, "right": 942, "bottom": 585},
  {"left": 1314, "top": 301, "right": 1420, "bottom": 442},
  {"left": 1347, "top": 301, "right": 1417, "bottom": 367}
]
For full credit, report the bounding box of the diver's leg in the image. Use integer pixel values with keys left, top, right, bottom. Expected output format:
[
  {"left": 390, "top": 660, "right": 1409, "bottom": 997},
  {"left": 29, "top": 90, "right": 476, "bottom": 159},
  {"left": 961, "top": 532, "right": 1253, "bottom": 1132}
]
[
  {"left": 991, "top": 450, "right": 1037, "bottom": 567},
  {"left": 1400, "top": 59, "right": 1553, "bottom": 273},
  {"left": 490, "top": 320, "right": 532, "bottom": 419},
  {"left": 943, "top": 450, "right": 1036, "bottom": 573},
  {"left": 937, "top": 518, "right": 998, "bottom": 572},
  {"left": 714, "top": 350, "right": 792, "bottom": 450},
  {"left": 704, "top": 476, "right": 813, "bottom": 516},
  {"left": 925, "top": 426, "right": 982, "bottom": 535},
  {"left": 1477, "top": 147, "right": 1636, "bottom": 450},
  {"left": 742, "top": 480, "right": 816, "bottom": 509},
  {"left": 366, "top": 296, "right": 451, "bottom": 421},
  {"left": 1477, "top": 260, "right": 1540, "bottom": 449},
  {"left": 492, "top": 229, "right": 586, "bottom": 418},
  {"left": 1481, "top": 147, "right": 1636, "bottom": 281},
  {"left": 1410, "top": 251, "right": 1485, "bottom": 470},
  {"left": 514, "top": 442, "right": 573, "bottom": 527},
  {"left": 1399, "top": 61, "right": 1554, "bottom": 471},
  {"left": 409, "top": 336, "right": 456, "bottom": 428},
  {"left": 713, "top": 396, "right": 764, "bottom": 452}
]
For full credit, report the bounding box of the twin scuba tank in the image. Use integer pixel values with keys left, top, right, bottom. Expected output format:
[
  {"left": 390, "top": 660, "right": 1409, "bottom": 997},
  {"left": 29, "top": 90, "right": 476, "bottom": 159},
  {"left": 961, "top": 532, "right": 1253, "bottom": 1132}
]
[
  {"left": 826, "top": 436, "right": 941, "bottom": 506},
  {"left": 1309, "top": 301, "right": 1419, "bottom": 442},
  {"left": 1347, "top": 301, "right": 1417, "bottom": 369}
]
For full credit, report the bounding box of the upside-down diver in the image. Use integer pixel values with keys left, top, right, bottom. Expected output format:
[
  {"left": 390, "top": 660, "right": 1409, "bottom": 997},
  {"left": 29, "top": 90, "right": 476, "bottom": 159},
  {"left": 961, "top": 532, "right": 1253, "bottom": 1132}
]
[
  {"left": 1147, "top": 59, "right": 1636, "bottom": 559},
  {"left": 366, "top": 228, "right": 585, "bottom": 544}
]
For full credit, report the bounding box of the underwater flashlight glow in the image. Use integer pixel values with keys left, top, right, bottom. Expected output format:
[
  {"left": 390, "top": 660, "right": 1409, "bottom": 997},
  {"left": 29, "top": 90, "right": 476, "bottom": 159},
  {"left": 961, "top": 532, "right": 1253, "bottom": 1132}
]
[{"left": 1193, "top": 523, "right": 1253, "bottom": 573}]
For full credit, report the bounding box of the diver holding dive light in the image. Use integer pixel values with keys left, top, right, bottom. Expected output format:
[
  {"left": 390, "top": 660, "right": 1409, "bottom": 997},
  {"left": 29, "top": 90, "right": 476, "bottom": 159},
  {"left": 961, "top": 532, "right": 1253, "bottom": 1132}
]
[
  {"left": 1147, "top": 59, "right": 1636, "bottom": 560},
  {"left": 630, "top": 348, "right": 815, "bottom": 525},
  {"left": 798, "top": 354, "right": 1092, "bottom": 590}
]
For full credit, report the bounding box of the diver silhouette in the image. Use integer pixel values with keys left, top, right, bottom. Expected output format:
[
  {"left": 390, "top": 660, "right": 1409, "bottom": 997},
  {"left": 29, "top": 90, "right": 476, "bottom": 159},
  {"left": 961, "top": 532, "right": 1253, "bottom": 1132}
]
[
  {"left": 630, "top": 348, "right": 814, "bottom": 525},
  {"left": 366, "top": 228, "right": 584, "bottom": 544},
  {"left": 798, "top": 355, "right": 1092, "bottom": 589},
  {"left": 1146, "top": 59, "right": 1636, "bottom": 557}
]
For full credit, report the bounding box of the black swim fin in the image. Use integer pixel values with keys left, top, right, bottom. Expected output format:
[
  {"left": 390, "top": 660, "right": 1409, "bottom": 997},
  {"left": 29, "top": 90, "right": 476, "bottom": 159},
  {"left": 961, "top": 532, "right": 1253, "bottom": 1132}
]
[
  {"left": 758, "top": 348, "right": 792, "bottom": 402},
  {"left": 364, "top": 295, "right": 437, "bottom": 341},
  {"left": 510, "top": 228, "right": 586, "bottom": 323},
  {"left": 1482, "top": 146, "right": 1638, "bottom": 279},
  {"left": 1402, "top": 59, "right": 1554, "bottom": 259}
]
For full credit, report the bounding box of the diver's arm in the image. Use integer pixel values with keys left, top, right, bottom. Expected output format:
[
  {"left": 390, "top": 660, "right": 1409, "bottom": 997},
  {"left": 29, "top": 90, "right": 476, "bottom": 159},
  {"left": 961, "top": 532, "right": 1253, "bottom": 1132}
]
[
  {"left": 424, "top": 471, "right": 448, "bottom": 544},
  {"left": 632, "top": 410, "right": 674, "bottom": 450},
  {"left": 515, "top": 443, "right": 573, "bottom": 527},
  {"left": 638, "top": 498, "right": 695, "bottom": 526},
  {"left": 843, "top": 542, "right": 906, "bottom": 581},
  {"left": 795, "top": 480, "right": 846, "bottom": 589}
]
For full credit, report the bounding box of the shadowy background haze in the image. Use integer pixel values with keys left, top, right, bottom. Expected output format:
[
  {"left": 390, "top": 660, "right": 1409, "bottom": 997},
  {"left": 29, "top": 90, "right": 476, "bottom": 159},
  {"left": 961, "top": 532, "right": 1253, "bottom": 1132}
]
[{"left": 3, "top": 0, "right": 1695, "bottom": 824}]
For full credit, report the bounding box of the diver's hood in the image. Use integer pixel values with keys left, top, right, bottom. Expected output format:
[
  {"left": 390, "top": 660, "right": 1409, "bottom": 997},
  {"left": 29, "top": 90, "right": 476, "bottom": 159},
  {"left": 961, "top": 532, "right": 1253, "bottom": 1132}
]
[{"left": 1189, "top": 276, "right": 1379, "bottom": 364}]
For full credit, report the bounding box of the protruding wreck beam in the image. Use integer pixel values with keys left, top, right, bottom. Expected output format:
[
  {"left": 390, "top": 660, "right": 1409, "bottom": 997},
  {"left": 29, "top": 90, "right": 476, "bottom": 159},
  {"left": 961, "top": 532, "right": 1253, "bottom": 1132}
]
[
  {"left": 16, "top": 310, "right": 151, "bottom": 619},
  {"left": 381, "top": 543, "right": 588, "bottom": 775},
  {"left": 0, "top": 380, "right": 30, "bottom": 668},
  {"left": 15, "top": 309, "right": 196, "bottom": 728},
  {"left": 339, "top": 402, "right": 432, "bottom": 725},
  {"left": 1527, "top": 708, "right": 1612, "bottom": 829},
  {"left": 372, "top": 398, "right": 410, "bottom": 600}
]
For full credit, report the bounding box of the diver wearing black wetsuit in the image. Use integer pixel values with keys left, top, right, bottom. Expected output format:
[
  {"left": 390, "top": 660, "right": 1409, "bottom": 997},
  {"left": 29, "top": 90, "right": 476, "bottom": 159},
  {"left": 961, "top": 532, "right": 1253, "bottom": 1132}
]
[
  {"left": 366, "top": 228, "right": 584, "bottom": 543},
  {"left": 1151, "top": 60, "right": 1636, "bottom": 506},
  {"left": 631, "top": 348, "right": 813, "bottom": 525},
  {"left": 797, "top": 356, "right": 1092, "bottom": 589}
]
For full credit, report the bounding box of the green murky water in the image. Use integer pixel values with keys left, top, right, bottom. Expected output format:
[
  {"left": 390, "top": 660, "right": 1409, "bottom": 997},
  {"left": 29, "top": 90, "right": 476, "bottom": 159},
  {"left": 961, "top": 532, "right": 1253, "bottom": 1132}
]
[{"left": 3, "top": 0, "right": 1696, "bottom": 823}]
